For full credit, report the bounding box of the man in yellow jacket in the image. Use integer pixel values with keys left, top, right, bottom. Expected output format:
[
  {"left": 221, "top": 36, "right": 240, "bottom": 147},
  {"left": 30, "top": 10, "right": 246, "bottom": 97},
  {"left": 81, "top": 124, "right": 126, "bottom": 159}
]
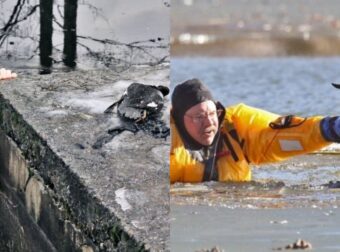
[{"left": 170, "top": 79, "right": 336, "bottom": 183}]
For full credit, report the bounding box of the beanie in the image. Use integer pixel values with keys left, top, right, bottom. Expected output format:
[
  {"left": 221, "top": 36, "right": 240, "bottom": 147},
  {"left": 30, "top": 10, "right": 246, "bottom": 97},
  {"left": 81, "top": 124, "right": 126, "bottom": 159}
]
[
  {"left": 172, "top": 78, "right": 214, "bottom": 118},
  {"left": 171, "top": 79, "right": 215, "bottom": 149}
]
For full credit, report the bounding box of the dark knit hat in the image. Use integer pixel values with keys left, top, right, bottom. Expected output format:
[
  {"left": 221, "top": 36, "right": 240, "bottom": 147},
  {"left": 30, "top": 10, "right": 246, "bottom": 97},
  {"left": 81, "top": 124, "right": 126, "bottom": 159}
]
[{"left": 172, "top": 78, "right": 214, "bottom": 117}]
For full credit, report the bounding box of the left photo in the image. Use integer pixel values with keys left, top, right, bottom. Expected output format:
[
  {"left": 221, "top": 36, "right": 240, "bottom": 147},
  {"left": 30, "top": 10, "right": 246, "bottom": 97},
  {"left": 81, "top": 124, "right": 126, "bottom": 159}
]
[{"left": 0, "top": 0, "right": 170, "bottom": 251}]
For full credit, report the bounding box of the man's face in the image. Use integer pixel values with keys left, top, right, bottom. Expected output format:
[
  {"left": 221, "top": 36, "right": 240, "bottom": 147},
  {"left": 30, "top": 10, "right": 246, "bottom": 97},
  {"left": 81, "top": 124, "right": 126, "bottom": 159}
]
[{"left": 183, "top": 100, "right": 219, "bottom": 146}]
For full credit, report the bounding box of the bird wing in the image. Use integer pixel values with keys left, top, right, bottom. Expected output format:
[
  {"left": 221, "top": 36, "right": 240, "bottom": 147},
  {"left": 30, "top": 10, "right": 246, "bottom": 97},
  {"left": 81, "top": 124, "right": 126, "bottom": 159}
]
[{"left": 104, "top": 95, "right": 125, "bottom": 113}]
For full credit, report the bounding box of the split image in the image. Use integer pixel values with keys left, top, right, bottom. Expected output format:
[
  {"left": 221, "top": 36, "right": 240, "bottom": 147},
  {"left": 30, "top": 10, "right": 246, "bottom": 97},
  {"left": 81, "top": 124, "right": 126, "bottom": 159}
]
[{"left": 1, "top": 0, "right": 340, "bottom": 251}]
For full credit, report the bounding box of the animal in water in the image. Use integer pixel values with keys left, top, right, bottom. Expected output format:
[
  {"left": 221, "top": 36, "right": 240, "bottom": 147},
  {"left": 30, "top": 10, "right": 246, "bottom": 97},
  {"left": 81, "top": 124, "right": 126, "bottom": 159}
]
[{"left": 92, "top": 83, "right": 169, "bottom": 149}]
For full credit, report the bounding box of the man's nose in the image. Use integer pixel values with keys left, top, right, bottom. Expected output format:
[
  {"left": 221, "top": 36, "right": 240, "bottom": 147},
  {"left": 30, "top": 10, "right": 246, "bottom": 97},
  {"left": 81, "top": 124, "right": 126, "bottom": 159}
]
[{"left": 202, "top": 115, "right": 214, "bottom": 126}]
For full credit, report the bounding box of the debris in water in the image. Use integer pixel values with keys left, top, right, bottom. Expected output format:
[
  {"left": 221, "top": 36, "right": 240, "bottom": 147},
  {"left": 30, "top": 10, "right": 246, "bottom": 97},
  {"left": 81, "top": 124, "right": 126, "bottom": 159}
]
[
  {"left": 274, "top": 239, "right": 312, "bottom": 250},
  {"left": 270, "top": 220, "right": 288, "bottom": 224},
  {"left": 195, "top": 246, "right": 224, "bottom": 252},
  {"left": 323, "top": 180, "right": 340, "bottom": 188}
]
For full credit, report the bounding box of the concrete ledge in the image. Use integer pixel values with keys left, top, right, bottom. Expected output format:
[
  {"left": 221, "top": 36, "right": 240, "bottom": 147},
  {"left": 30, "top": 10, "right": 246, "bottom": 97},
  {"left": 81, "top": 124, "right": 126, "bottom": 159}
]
[{"left": 0, "top": 65, "right": 169, "bottom": 251}]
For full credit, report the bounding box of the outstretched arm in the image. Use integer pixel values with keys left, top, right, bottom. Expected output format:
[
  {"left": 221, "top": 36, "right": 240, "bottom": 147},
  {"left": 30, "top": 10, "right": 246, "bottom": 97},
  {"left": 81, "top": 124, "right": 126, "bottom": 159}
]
[{"left": 228, "top": 104, "right": 330, "bottom": 164}]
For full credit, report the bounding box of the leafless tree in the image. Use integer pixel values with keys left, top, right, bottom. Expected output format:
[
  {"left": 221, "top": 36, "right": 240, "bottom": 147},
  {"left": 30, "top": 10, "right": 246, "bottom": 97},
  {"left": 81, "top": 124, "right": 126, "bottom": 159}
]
[
  {"left": 0, "top": 0, "right": 169, "bottom": 72},
  {"left": 39, "top": 0, "right": 53, "bottom": 73},
  {"left": 63, "top": 0, "right": 78, "bottom": 68},
  {"left": 0, "top": 0, "right": 39, "bottom": 47}
]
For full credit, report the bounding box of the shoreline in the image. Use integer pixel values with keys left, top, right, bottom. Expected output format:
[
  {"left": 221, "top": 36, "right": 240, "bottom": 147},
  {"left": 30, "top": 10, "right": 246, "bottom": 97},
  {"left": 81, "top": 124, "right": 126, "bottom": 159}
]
[{"left": 171, "top": 36, "right": 340, "bottom": 57}]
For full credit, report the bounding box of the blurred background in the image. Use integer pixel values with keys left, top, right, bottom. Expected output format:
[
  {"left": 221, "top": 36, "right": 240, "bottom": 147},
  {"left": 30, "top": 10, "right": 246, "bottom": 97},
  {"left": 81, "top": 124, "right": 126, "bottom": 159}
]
[
  {"left": 171, "top": 0, "right": 340, "bottom": 57},
  {"left": 170, "top": 0, "right": 340, "bottom": 115}
]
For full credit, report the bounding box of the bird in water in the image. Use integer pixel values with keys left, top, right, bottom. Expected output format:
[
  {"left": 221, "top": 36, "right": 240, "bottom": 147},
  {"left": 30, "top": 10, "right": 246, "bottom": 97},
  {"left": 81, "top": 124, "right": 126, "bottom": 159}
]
[{"left": 92, "top": 83, "right": 170, "bottom": 149}]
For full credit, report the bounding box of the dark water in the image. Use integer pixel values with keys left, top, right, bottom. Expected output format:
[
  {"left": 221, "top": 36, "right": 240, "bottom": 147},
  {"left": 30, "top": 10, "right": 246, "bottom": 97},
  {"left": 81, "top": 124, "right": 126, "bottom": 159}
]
[{"left": 171, "top": 57, "right": 340, "bottom": 251}]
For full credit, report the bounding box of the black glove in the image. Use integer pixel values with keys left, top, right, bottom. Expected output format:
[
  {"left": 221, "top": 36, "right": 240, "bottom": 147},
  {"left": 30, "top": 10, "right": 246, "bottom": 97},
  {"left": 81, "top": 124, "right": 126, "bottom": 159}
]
[{"left": 320, "top": 116, "right": 340, "bottom": 142}]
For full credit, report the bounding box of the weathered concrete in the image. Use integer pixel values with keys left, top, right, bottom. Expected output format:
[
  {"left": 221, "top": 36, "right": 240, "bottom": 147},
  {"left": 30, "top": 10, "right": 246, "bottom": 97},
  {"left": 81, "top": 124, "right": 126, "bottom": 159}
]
[
  {"left": 0, "top": 130, "right": 97, "bottom": 251},
  {"left": 0, "top": 190, "right": 57, "bottom": 252},
  {"left": 0, "top": 64, "right": 170, "bottom": 251}
]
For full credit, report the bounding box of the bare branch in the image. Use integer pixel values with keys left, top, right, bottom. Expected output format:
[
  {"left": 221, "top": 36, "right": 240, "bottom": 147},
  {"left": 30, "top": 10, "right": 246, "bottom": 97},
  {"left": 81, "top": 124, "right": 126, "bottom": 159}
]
[
  {"left": 0, "top": 1, "right": 39, "bottom": 47},
  {"left": 1, "top": 0, "right": 24, "bottom": 32},
  {"left": 56, "top": 4, "right": 64, "bottom": 19},
  {"left": 52, "top": 14, "right": 63, "bottom": 29},
  {"left": 0, "top": 0, "right": 24, "bottom": 45},
  {"left": 77, "top": 1, "right": 109, "bottom": 24},
  {"left": 78, "top": 35, "right": 167, "bottom": 49}
]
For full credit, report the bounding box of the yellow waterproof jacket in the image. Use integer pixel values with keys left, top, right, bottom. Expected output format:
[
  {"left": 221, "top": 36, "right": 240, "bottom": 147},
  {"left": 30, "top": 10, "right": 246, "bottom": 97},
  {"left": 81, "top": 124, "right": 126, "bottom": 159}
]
[{"left": 170, "top": 103, "right": 330, "bottom": 183}]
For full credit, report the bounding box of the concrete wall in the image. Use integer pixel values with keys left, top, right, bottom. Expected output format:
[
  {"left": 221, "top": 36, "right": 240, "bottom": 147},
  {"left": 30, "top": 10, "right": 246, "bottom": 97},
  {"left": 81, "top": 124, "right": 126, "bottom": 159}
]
[{"left": 0, "top": 130, "right": 96, "bottom": 252}]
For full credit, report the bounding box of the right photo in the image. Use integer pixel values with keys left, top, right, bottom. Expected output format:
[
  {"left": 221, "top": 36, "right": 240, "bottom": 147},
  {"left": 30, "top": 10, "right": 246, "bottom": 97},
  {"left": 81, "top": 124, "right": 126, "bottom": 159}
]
[{"left": 170, "top": 0, "right": 340, "bottom": 251}]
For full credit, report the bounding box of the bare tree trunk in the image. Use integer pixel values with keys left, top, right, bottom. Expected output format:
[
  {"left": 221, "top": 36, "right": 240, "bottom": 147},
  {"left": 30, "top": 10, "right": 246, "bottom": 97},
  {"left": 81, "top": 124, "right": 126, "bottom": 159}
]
[
  {"left": 39, "top": 0, "right": 53, "bottom": 74},
  {"left": 63, "top": 0, "right": 78, "bottom": 68}
]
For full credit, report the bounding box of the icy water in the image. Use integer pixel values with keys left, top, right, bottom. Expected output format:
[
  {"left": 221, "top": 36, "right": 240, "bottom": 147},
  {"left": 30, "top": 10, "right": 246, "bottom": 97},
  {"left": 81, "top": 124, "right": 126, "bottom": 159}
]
[
  {"left": 171, "top": 57, "right": 340, "bottom": 116},
  {"left": 171, "top": 57, "right": 340, "bottom": 251}
]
